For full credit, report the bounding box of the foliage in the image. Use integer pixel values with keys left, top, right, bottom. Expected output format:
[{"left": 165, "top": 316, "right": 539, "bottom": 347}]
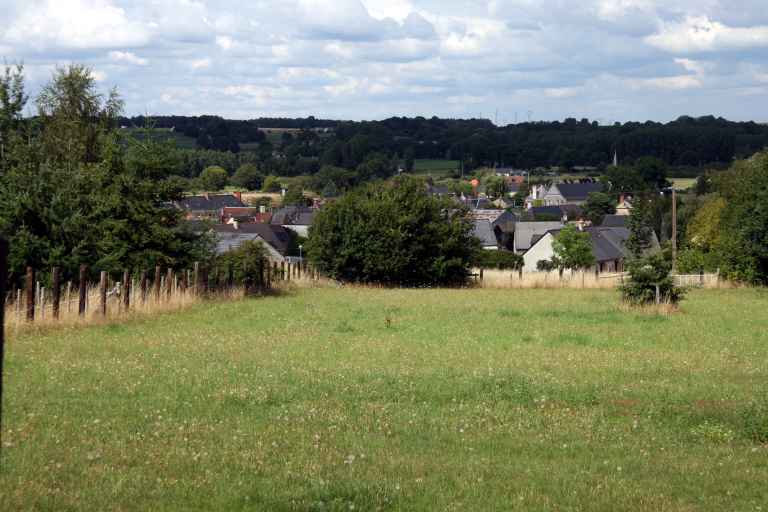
[
  {"left": 321, "top": 180, "right": 339, "bottom": 198},
  {"left": 0, "top": 65, "right": 212, "bottom": 285},
  {"left": 306, "top": 176, "right": 479, "bottom": 286},
  {"left": 215, "top": 240, "right": 268, "bottom": 294},
  {"left": 547, "top": 225, "right": 596, "bottom": 273},
  {"left": 0, "top": 63, "right": 27, "bottom": 170},
  {"left": 232, "top": 163, "right": 263, "bottom": 190},
  {"left": 626, "top": 195, "right": 656, "bottom": 257},
  {"left": 686, "top": 196, "right": 725, "bottom": 251},
  {"left": 582, "top": 192, "right": 616, "bottom": 224},
  {"left": 484, "top": 175, "right": 508, "bottom": 199},
  {"left": 472, "top": 249, "right": 524, "bottom": 270},
  {"left": 620, "top": 251, "right": 686, "bottom": 305},
  {"left": 283, "top": 187, "right": 311, "bottom": 206},
  {"left": 199, "top": 165, "right": 228, "bottom": 190},
  {"left": 262, "top": 175, "right": 282, "bottom": 192}
]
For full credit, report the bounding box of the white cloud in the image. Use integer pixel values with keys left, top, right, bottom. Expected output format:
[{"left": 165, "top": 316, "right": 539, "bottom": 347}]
[
  {"left": 629, "top": 75, "right": 703, "bottom": 90},
  {"left": 647, "top": 16, "right": 768, "bottom": 53},
  {"left": 109, "top": 51, "right": 149, "bottom": 65},
  {"left": 190, "top": 58, "right": 211, "bottom": 69},
  {"left": 4, "top": 0, "right": 150, "bottom": 51}
]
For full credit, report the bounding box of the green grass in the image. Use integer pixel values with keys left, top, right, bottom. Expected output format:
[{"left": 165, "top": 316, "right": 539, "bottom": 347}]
[
  {"left": 410, "top": 159, "right": 459, "bottom": 177},
  {"left": 121, "top": 127, "right": 198, "bottom": 149},
  {"left": 2, "top": 288, "right": 768, "bottom": 510},
  {"left": 671, "top": 178, "right": 697, "bottom": 190}
]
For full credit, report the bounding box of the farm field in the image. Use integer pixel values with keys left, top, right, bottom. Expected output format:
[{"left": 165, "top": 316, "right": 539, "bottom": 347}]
[
  {"left": 2, "top": 287, "right": 767, "bottom": 510},
  {"left": 410, "top": 159, "right": 459, "bottom": 177}
]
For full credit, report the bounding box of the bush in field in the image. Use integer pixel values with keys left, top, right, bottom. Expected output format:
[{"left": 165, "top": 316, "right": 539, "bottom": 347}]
[
  {"left": 620, "top": 252, "right": 686, "bottom": 305},
  {"left": 216, "top": 240, "right": 269, "bottom": 295},
  {"left": 306, "top": 176, "right": 479, "bottom": 286}
]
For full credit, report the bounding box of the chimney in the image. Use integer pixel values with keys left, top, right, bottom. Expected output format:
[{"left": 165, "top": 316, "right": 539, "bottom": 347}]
[
  {"left": 233, "top": 191, "right": 242, "bottom": 203},
  {"left": 233, "top": 220, "right": 239, "bottom": 230}
]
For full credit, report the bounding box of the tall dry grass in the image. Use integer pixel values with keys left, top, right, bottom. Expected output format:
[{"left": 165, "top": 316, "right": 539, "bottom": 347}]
[
  {"left": 4, "top": 270, "right": 330, "bottom": 335},
  {"left": 476, "top": 269, "right": 731, "bottom": 290}
]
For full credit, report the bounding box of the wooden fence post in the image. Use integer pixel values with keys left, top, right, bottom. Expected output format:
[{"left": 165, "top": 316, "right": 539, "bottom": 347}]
[
  {"left": 66, "top": 281, "right": 72, "bottom": 314},
  {"left": 26, "top": 266, "right": 35, "bottom": 322},
  {"left": 99, "top": 271, "right": 107, "bottom": 317},
  {"left": 40, "top": 287, "right": 46, "bottom": 320},
  {"left": 479, "top": 268, "right": 484, "bottom": 283},
  {"left": 194, "top": 262, "right": 201, "bottom": 296},
  {"left": 154, "top": 266, "right": 162, "bottom": 302},
  {"left": 139, "top": 271, "right": 148, "bottom": 303},
  {"left": 123, "top": 270, "right": 131, "bottom": 312},
  {"left": 166, "top": 268, "right": 173, "bottom": 300},
  {"left": 52, "top": 267, "right": 61, "bottom": 320},
  {"left": 79, "top": 265, "right": 88, "bottom": 317}
]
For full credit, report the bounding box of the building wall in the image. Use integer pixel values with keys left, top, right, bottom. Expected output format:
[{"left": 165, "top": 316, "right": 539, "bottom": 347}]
[
  {"left": 522, "top": 233, "right": 555, "bottom": 272},
  {"left": 283, "top": 225, "right": 310, "bottom": 237}
]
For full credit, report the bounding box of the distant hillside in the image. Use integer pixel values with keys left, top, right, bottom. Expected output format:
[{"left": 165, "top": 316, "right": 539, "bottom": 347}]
[{"left": 118, "top": 114, "right": 768, "bottom": 172}]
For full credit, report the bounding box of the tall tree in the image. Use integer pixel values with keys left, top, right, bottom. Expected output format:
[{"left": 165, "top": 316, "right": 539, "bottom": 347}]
[
  {"left": 0, "top": 64, "right": 27, "bottom": 168},
  {"left": 582, "top": 192, "right": 616, "bottom": 225},
  {"left": 626, "top": 195, "right": 656, "bottom": 258},
  {"left": 307, "top": 176, "right": 478, "bottom": 286}
]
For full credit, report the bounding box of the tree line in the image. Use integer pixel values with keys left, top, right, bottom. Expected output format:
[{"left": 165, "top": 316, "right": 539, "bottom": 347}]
[{"left": 114, "top": 113, "right": 768, "bottom": 182}]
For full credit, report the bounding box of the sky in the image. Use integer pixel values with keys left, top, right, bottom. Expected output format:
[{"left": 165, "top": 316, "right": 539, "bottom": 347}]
[{"left": 2, "top": 0, "right": 768, "bottom": 123}]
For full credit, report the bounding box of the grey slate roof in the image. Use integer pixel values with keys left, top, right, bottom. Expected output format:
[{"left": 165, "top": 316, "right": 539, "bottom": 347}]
[
  {"left": 211, "top": 223, "right": 293, "bottom": 255},
  {"left": 515, "top": 221, "right": 565, "bottom": 252},
  {"left": 176, "top": 194, "right": 245, "bottom": 212},
  {"left": 541, "top": 226, "right": 630, "bottom": 263},
  {"left": 271, "top": 206, "right": 316, "bottom": 226},
  {"left": 601, "top": 214, "right": 628, "bottom": 228},
  {"left": 472, "top": 219, "right": 498, "bottom": 248},
  {"left": 554, "top": 182, "right": 604, "bottom": 202}
]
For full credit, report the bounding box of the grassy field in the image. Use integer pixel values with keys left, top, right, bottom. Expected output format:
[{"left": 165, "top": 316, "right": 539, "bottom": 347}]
[
  {"left": 2, "top": 287, "right": 768, "bottom": 510},
  {"left": 671, "top": 178, "right": 697, "bottom": 190},
  {"left": 410, "top": 159, "right": 459, "bottom": 177}
]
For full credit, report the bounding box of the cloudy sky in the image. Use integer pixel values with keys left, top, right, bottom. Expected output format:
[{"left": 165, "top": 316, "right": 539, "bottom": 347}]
[{"left": 2, "top": 0, "right": 768, "bottom": 123}]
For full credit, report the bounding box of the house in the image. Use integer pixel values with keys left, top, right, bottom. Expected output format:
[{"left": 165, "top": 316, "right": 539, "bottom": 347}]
[
  {"left": 601, "top": 214, "right": 628, "bottom": 228},
  {"left": 426, "top": 184, "right": 451, "bottom": 197},
  {"left": 490, "top": 196, "right": 515, "bottom": 209},
  {"left": 616, "top": 195, "right": 633, "bottom": 216},
  {"left": 211, "top": 222, "right": 293, "bottom": 260},
  {"left": 513, "top": 221, "right": 565, "bottom": 253},
  {"left": 270, "top": 206, "right": 317, "bottom": 237},
  {"left": 540, "top": 182, "right": 605, "bottom": 206},
  {"left": 175, "top": 192, "right": 246, "bottom": 220},
  {"left": 528, "top": 204, "right": 582, "bottom": 222},
  {"left": 521, "top": 226, "right": 660, "bottom": 273},
  {"left": 470, "top": 209, "right": 517, "bottom": 249},
  {"left": 472, "top": 220, "right": 499, "bottom": 250},
  {"left": 221, "top": 206, "right": 259, "bottom": 224}
]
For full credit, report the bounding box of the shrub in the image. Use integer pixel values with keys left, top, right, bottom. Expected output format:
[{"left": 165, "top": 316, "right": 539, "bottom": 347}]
[
  {"left": 306, "top": 176, "right": 479, "bottom": 286},
  {"left": 620, "top": 252, "right": 686, "bottom": 305},
  {"left": 216, "top": 240, "right": 269, "bottom": 295},
  {"left": 232, "top": 163, "right": 263, "bottom": 190},
  {"left": 473, "top": 250, "right": 523, "bottom": 270},
  {"left": 200, "top": 165, "right": 228, "bottom": 191}
]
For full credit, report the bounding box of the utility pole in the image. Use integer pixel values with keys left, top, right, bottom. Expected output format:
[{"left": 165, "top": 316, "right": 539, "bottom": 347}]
[{"left": 671, "top": 188, "right": 677, "bottom": 272}]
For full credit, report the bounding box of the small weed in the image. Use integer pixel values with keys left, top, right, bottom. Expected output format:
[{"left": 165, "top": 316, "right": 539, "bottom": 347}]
[{"left": 691, "top": 421, "right": 736, "bottom": 444}]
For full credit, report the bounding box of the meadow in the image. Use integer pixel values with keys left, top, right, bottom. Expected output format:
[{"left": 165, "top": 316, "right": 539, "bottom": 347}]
[
  {"left": 1, "top": 287, "right": 767, "bottom": 510},
  {"left": 410, "top": 159, "right": 460, "bottom": 177}
]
